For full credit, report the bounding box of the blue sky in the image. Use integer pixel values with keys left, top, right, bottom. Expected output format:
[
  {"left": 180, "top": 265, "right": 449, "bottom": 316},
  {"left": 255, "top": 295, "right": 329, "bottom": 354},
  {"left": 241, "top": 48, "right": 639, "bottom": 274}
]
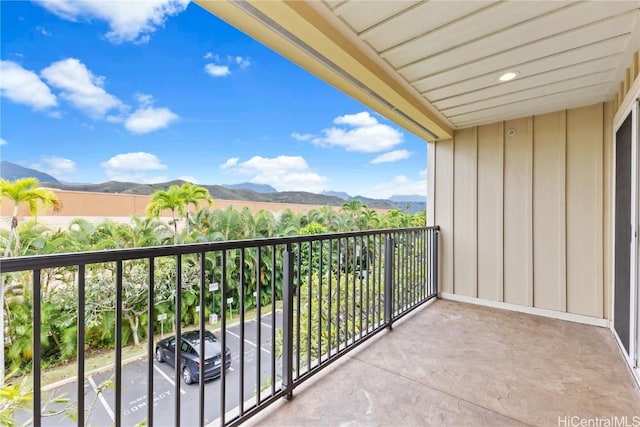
[{"left": 0, "top": 0, "right": 428, "bottom": 199}]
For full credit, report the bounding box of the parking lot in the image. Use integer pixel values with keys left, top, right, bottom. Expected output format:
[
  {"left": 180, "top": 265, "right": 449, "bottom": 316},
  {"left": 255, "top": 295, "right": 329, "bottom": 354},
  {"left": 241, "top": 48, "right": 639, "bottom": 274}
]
[{"left": 34, "top": 312, "right": 283, "bottom": 426}]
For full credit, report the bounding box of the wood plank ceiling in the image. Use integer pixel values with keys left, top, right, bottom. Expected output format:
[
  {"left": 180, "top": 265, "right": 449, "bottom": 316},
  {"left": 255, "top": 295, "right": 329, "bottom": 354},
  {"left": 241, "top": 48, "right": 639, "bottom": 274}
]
[{"left": 310, "top": 0, "right": 640, "bottom": 129}]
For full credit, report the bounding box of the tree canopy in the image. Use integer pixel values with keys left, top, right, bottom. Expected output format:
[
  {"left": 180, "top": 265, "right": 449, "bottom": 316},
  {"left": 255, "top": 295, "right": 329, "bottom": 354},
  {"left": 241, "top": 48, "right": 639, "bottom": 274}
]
[{"left": 145, "top": 183, "right": 213, "bottom": 244}]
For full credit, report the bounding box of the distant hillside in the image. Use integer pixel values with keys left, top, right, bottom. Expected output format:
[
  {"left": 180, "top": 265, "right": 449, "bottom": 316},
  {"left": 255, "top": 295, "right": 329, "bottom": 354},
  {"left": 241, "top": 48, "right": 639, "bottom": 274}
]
[
  {"left": 223, "top": 183, "right": 277, "bottom": 193},
  {"left": 348, "top": 195, "right": 399, "bottom": 210},
  {"left": 391, "top": 201, "right": 426, "bottom": 214},
  {"left": 45, "top": 181, "right": 397, "bottom": 209},
  {"left": 2, "top": 161, "right": 422, "bottom": 212},
  {"left": 0, "top": 161, "right": 59, "bottom": 183},
  {"left": 390, "top": 194, "right": 424, "bottom": 203},
  {"left": 272, "top": 191, "right": 354, "bottom": 206},
  {"left": 322, "top": 191, "right": 350, "bottom": 200}
]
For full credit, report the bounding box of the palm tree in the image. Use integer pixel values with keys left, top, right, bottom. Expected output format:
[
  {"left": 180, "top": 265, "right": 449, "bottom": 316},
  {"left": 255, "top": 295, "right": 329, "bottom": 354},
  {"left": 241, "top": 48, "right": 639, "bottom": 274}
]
[
  {"left": 146, "top": 184, "right": 213, "bottom": 244},
  {"left": 1, "top": 178, "right": 62, "bottom": 257},
  {"left": 145, "top": 185, "right": 186, "bottom": 245},
  {"left": 210, "top": 206, "right": 244, "bottom": 240},
  {"left": 252, "top": 209, "right": 276, "bottom": 238},
  {"left": 0, "top": 177, "right": 61, "bottom": 385},
  {"left": 341, "top": 199, "right": 364, "bottom": 218},
  {"left": 189, "top": 209, "right": 225, "bottom": 243},
  {"left": 274, "top": 209, "right": 300, "bottom": 236},
  {"left": 180, "top": 183, "right": 213, "bottom": 235},
  {"left": 382, "top": 209, "right": 410, "bottom": 228},
  {"left": 341, "top": 199, "right": 365, "bottom": 230},
  {"left": 359, "top": 207, "right": 380, "bottom": 230}
]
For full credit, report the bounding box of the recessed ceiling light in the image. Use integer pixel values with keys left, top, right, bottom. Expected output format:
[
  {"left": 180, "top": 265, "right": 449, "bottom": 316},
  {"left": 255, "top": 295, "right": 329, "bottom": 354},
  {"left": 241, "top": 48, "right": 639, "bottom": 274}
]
[{"left": 499, "top": 71, "right": 519, "bottom": 82}]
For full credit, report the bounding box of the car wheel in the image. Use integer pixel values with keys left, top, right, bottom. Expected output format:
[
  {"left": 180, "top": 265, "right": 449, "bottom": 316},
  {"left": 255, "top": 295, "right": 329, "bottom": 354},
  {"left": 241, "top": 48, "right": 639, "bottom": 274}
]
[
  {"left": 155, "top": 348, "right": 163, "bottom": 363},
  {"left": 182, "top": 366, "right": 193, "bottom": 385}
]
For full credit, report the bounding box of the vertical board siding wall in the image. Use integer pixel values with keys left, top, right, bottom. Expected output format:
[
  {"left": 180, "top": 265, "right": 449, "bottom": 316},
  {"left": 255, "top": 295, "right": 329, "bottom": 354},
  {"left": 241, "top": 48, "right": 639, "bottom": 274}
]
[
  {"left": 477, "top": 123, "right": 504, "bottom": 301},
  {"left": 434, "top": 103, "right": 608, "bottom": 319},
  {"left": 566, "top": 105, "right": 604, "bottom": 318},
  {"left": 453, "top": 128, "right": 478, "bottom": 297},
  {"left": 435, "top": 139, "right": 455, "bottom": 294},
  {"left": 533, "top": 111, "right": 566, "bottom": 312},
  {"left": 504, "top": 117, "right": 534, "bottom": 307}
]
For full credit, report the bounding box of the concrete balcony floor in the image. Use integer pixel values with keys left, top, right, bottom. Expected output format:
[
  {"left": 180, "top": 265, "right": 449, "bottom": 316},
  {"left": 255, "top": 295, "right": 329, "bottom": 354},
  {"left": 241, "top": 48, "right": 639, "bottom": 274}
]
[{"left": 248, "top": 299, "right": 640, "bottom": 426}]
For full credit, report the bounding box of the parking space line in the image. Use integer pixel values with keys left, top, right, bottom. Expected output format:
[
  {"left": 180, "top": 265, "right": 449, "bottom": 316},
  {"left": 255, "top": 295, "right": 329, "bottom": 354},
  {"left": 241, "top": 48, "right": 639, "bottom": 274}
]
[
  {"left": 249, "top": 319, "right": 272, "bottom": 329},
  {"left": 153, "top": 364, "right": 186, "bottom": 394},
  {"left": 226, "top": 330, "right": 271, "bottom": 354},
  {"left": 87, "top": 375, "right": 115, "bottom": 422}
]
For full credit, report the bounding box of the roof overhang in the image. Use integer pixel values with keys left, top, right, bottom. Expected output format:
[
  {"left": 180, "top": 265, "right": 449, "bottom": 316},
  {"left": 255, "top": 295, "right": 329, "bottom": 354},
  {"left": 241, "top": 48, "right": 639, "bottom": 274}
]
[{"left": 196, "top": 1, "right": 640, "bottom": 141}]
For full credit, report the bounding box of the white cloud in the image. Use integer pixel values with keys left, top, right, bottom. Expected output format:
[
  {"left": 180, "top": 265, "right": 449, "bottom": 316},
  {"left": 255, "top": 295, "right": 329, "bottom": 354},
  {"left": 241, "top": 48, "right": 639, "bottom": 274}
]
[
  {"left": 41, "top": 58, "right": 123, "bottom": 118},
  {"left": 334, "top": 112, "right": 378, "bottom": 127},
  {"left": 370, "top": 149, "right": 411, "bottom": 164},
  {"left": 291, "top": 133, "right": 314, "bottom": 141},
  {"left": 106, "top": 115, "right": 123, "bottom": 123},
  {"left": 178, "top": 175, "right": 198, "bottom": 183},
  {"left": 35, "top": 156, "right": 76, "bottom": 180},
  {"left": 36, "top": 60, "right": 176, "bottom": 133},
  {"left": 125, "top": 106, "right": 178, "bottom": 134},
  {"left": 135, "top": 93, "right": 154, "bottom": 107},
  {"left": 102, "top": 152, "right": 166, "bottom": 171},
  {"left": 203, "top": 54, "right": 250, "bottom": 77},
  {"left": 235, "top": 56, "right": 251, "bottom": 68},
  {"left": 34, "top": 0, "right": 190, "bottom": 44},
  {"left": 366, "top": 174, "right": 427, "bottom": 199},
  {"left": 0, "top": 60, "right": 57, "bottom": 110},
  {"left": 0, "top": 138, "right": 7, "bottom": 146},
  {"left": 311, "top": 111, "right": 403, "bottom": 153},
  {"left": 101, "top": 152, "right": 167, "bottom": 182},
  {"left": 36, "top": 26, "right": 52, "bottom": 36},
  {"left": 220, "top": 158, "right": 239, "bottom": 170},
  {"left": 205, "top": 63, "right": 230, "bottom": 77},
  {"left": 222, "top": 155, "right": 328, "bottom": 193}
]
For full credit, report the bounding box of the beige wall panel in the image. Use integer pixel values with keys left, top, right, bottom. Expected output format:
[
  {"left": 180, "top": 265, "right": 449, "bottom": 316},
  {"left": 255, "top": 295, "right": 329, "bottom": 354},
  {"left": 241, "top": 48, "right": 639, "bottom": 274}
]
[
  {"left": 603, "top": 101, "right": 614, "bottom": 320},
  {"left": 566, "top": 104, "right": 604, "bottom": 318},
  {"left": 477, "top": 123, "right": 504, "bottom": 301},
  {"left": 503, "top": 117, "right": 534, "bottom": 306},
  {"left": 453, "top": 128, "right": 478, "bottom": 297},
  {"left": 1, "top": 190, "right": 359, "bottom": 221},
  {"left": 533, "top": 111, "right": 567, "bottom": 311},
  {"left": 435, "top": 139, "right": 455, "bottom": 294}
]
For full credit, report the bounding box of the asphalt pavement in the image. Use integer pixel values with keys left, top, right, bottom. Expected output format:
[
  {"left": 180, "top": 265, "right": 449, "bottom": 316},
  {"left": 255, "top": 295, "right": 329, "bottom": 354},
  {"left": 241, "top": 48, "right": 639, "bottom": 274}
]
[{"left": 23, "top": 311, "right": 284, "bottom": 427}]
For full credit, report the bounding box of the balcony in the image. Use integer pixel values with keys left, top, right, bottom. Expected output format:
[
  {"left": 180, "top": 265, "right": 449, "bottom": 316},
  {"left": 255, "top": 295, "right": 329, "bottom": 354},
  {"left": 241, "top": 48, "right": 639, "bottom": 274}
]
[
  {"left": 3, "top": 2, "right": 640, "bottom": 426},
  {"left": 3, "top": 225, "right": 639, "bottom": 426}
]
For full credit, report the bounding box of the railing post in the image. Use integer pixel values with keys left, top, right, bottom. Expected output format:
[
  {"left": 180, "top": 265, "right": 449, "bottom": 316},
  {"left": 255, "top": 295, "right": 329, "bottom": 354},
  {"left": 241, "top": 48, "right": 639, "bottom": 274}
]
[
  {"left": 282, "top": 244, "right": 295, "bottom": 400},
  {"left": 384, "top": 235, "right": 394, "bottom": 330},
  {"left": 433, "top": 229, "right": 439, "bottom": 297}
]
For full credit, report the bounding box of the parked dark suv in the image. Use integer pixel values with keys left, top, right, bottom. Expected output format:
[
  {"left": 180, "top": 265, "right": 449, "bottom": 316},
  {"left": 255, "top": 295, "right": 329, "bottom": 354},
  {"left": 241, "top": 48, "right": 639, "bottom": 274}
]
[{"left": 155, "top": 330, "right": 231, "bottom": 384}]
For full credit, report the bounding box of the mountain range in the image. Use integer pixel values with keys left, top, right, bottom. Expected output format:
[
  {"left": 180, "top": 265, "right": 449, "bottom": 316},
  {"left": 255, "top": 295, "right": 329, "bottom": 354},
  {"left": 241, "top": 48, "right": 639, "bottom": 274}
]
[
  {"left": 0, "top": 161, "right": 426, "bottom": 213},
  {"left": 0, "top": 161, "right": 60, "bottom": 183}
]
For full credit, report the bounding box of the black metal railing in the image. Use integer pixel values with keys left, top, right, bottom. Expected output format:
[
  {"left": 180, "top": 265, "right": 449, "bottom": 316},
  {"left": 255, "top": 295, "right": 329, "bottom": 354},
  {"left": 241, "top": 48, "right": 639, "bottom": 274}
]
[{"left": 1, "top": 226, "right": 439, "bottom": 427}]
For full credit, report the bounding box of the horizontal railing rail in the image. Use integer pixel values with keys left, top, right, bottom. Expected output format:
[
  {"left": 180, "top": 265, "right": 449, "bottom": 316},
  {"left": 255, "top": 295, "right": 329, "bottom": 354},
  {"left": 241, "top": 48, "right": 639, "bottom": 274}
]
[
  {"left": 0, "top": 228, "right": 426, "bottom": 272},
  {"left": 0, "top": 226, "right": 439, "bottom": 427}
]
